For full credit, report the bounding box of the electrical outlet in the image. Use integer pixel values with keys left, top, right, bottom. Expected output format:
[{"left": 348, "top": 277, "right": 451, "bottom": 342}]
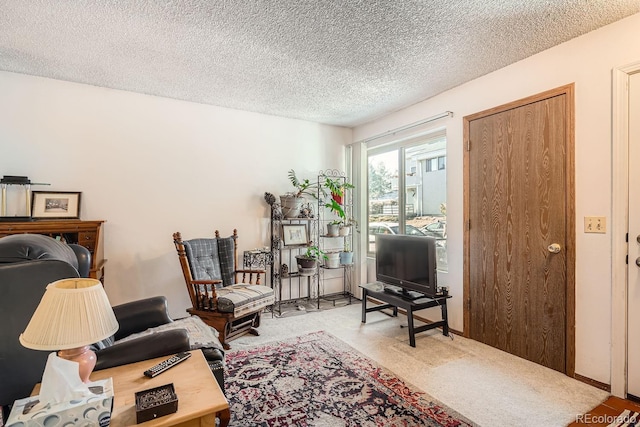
[{"left": 584, "top": 216, "right": 606, "bottom": 233}]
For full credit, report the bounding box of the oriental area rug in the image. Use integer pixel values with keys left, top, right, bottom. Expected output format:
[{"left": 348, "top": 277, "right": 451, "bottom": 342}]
[{"left": 224, "top": 331, "right": 476, "bottom": 426}]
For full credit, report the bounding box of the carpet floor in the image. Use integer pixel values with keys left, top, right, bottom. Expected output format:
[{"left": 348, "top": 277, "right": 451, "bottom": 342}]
[
  {"left": 226, "top": 330, "right": 476, "bottom": 426},
  {"left": 230, "top": 301, "right": 610, "bottom": 427}
]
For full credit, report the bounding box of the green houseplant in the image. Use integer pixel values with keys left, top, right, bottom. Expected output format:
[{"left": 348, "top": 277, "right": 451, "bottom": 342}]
[
  {"left": 321, "top": 175, "right": 355, "bottom": 234},
  {"left": 322, "top": 177, "right": 354, "bottom": 205},
  {"left": 281, "top": 169, "right": 318, "bottom": 218},
  {"left": 324, "top": 198, "right": 346, "bottom": 220},
  {"left": 324, "top": 198, "right": 345, "bottom": 236},
  {"left": 295, "top": 245, "right": 326, "bottom": 271},
  {"left": 288, "top": 169, "right": 318, "bottom": 198}
]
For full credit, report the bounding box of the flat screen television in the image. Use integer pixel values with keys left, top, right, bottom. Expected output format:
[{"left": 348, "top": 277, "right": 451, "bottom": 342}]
[{"left": 375, "top": 234, "right": 438, "bottom": 299}]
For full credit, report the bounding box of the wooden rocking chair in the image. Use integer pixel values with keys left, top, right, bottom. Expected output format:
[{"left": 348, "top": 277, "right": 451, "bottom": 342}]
[{"left": 173, "top": 229, "right": 275, "bottom": 349}]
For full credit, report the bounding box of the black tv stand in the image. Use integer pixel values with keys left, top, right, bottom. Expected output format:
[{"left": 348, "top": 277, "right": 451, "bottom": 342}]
[
  {"left": 360, "top": 282, "right": 451, "bottom": 347},
  {"left": 383, "top": 285, "right": 424, "bottom": 301}
]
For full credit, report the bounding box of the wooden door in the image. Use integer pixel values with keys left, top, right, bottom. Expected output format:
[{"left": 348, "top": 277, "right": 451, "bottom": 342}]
[
  {"left": 463, "top": 85, "right": 575, "bottom": 375},
  {"left": 628, "top": 71, "right": 640, "bottom": 397}
]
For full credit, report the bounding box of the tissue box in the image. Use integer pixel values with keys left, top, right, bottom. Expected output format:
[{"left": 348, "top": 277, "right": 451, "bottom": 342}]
[{"left": 6, "top": 378, "right": 113, "bottom": 427}]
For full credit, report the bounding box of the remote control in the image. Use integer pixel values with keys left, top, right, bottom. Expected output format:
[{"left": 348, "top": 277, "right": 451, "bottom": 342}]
[{"left": 143, "top": 352, "right": 192, "bottom": 378}]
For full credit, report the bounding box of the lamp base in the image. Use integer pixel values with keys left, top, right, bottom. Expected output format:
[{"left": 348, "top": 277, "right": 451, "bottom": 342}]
[{"left": 58, "top": 346, "right": 96, "bottom": 383}]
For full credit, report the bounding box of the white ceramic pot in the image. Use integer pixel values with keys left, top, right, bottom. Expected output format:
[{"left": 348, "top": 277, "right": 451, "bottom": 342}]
[
  {"left": 325, "top": 251, "right": 340, "bottom": 269},
  {"left": 280, "top": 195, "right": 303, "bottom": 218},
  {"left": 339, "top": 225, "right": 351, "bottom": 236},
  {"left": 326, "top": 223, "right": 340, "bottom": 237}
]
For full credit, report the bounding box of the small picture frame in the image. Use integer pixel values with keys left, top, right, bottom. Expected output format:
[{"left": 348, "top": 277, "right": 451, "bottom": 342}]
[
  {"left": 31, "top": 191, "right": 81, "bottom": 219},
  {"left": 282, "top": 224, "right": 309, "bottom": 246}
]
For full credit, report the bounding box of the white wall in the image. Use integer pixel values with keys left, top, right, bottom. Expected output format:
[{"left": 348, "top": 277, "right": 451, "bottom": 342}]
[
  {"left": 0, "top": 71, "right": 352, "bottom": 318},
  {"left": 354, "top": 12, "right": 640, "bottom": 385}
]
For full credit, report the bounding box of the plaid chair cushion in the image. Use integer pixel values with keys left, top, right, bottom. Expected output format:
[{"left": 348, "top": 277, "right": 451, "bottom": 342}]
[
  {"left": 217, "top": 236, "right": 235, "bottom": 286},
  {"left": 216, "top": 284, "right": 275, "bottom": 317},
  {"left": 183, "top": 238, "right": 222, "bottom": 282}
]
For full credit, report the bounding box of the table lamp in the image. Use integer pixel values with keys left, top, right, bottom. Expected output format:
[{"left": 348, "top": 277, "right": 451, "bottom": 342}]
[{"left": 19, "top": 278, "right": 119, "bottom": 383}]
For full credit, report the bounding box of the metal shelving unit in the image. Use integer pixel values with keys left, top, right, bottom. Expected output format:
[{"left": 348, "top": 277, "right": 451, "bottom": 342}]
[
  {"left": 266, "top": 169, "right": 354, "bottom": 315},
  {"left": 269, "top": 213, "right": 319, "bottom": 315},
  {"left": 316, "top": 169, "right": 354, "bottom": 305}
]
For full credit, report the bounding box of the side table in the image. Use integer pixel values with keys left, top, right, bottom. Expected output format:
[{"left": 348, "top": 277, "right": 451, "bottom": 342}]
[
  {"left": 243, "top": 249, "right": 272, "bottom": 270},
  {"left": 360, "top": 282, "right": 451, "bottom": 347}
]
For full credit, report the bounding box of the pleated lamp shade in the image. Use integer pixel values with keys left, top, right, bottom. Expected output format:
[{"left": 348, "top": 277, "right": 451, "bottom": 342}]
[{"left": 20, "top": 278, "right": 119, "bottom": 350}]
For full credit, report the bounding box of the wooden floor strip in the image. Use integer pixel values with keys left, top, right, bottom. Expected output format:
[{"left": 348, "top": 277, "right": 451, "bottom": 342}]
[{"left": 568, "top": 396, "right": 640, "bottom": 426}]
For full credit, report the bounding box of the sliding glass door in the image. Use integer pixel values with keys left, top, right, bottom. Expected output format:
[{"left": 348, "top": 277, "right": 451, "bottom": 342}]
[{"left": 367, "top": 134, "right": 447, "bottom": 271}]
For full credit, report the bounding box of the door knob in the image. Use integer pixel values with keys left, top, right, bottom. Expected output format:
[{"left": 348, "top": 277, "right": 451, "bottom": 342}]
[
  {"left": 548, "top": 243, "right": 561, "bottom": 254},
  {"left": 636, "top": 258, "right": 640, "bottom": 267}
]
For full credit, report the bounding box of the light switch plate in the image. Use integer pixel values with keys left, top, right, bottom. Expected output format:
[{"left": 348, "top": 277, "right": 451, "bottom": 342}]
[{"left": 584, "top": 216, "right": 606, "bottom": 233}]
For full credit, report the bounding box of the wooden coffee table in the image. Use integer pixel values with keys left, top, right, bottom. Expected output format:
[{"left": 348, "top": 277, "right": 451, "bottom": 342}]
[{"left": 34, "top": 350, "right": 230, "bottom": 427}]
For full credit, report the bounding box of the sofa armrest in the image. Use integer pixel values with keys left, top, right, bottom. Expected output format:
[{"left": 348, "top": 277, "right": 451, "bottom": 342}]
[
  {"left": 112, "top": 296, "right": 173, "bottom": 340},
  {"left": 200, "top": 347, "right": 224, "bottom": 362},
  {"left": 68, "top": 244, "right": 91, "bottom": 277},
  {"left": 94, "top": 329, "right": 189, "bottom": 371}
]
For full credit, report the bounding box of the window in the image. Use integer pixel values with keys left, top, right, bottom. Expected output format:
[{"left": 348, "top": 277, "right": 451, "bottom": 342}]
[
  {"left": 367, "top": 134, "right": 447, "bottom": 271},
  {"left": 426, "top": 156, "right": 445, "bottom": 172}
]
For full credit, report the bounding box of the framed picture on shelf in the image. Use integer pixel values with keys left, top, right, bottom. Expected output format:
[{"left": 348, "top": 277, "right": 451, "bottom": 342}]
[
  {"left": 282, "top": 224, "right": 309, "bottom": 246},
  {"left": 31, "top": 191, "right": 81, "bottom": 219}
]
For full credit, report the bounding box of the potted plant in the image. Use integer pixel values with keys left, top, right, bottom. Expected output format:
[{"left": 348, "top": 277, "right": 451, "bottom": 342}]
[
  {"left": 323, "top": 177, "right": 354, "bottom": 205},
  {"left": 324, "top": 198, "right": 346, "bottom": 236},
  {"left": 295, "top": 245, "right": 326, "bottom": 270},
  {"left": 339, "top": 217, "right": 358, "bottom": 236},
  {"left": 327, "top": 219, "right": 341, "bottom": 237},
  {"left": 340, "top": 241, "right": 354, "bottom": 265},
  {"left": 324, "top": 250, "right": 341, "bottom": 269},
  {"left": 281, "top": 169, "right": 318, "bottom": 218}
]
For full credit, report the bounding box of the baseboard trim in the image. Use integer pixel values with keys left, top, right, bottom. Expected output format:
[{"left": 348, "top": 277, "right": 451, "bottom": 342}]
[
  {"left": 628, "top": 393, "right": 640, "bottom": 403},
  {"left": 574, "top": 373, "right": 611, "bottom": 392}
]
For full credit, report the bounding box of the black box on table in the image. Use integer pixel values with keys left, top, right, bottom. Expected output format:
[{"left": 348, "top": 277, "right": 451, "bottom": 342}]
[{"left": 135, "top": 383, "right": 178, "bottom": 424}]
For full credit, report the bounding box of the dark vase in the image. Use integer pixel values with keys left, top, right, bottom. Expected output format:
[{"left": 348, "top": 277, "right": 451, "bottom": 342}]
[{"left": 295, "top": 255, "right": 318, "bottom": 269}]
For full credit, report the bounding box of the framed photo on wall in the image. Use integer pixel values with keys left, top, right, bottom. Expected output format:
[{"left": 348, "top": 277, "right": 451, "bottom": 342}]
[
  {"left": 31, "top": 191, "right": 81, "bottom": 219},
  {"left": 282, "top": 224, "right": 309, "bottom": 246}
]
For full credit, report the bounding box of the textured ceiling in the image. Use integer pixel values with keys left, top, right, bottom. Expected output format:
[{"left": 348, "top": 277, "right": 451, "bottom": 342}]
[{"left": 0, "top": 1, "right": 638, "bottom": 127}]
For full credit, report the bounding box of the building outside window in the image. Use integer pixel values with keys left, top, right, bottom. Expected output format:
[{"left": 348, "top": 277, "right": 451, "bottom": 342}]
[{"left": 426, "top": 155, "right": 446, "bottom": 172}]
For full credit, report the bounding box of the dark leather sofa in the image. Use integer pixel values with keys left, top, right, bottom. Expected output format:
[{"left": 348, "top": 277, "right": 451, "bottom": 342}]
[{"left": 0, "top": 234, "right": 224, "bottom": 421}]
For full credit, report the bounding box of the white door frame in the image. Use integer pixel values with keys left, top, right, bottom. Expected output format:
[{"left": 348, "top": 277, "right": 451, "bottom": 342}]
[{"left": 611, "top": 60, "right": 640, "bottom": 397}]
